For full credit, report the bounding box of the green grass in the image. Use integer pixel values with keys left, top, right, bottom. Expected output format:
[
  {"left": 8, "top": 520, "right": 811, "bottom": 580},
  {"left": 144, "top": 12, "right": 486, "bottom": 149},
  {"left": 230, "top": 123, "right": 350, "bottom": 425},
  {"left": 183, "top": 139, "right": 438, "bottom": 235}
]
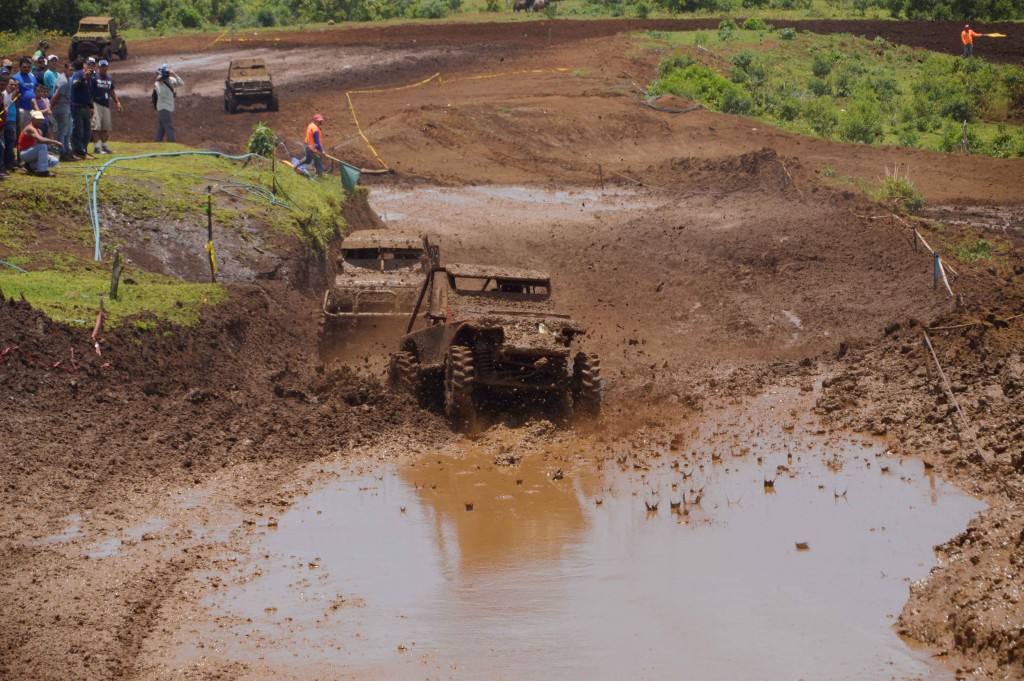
[
  {"left": 0, "top": 139, "right": 347, "bottom": 328},
  {"left": 643, "top": 27, "right": 1024, "bottom": 157},
  {"left": 0, "top": 258, "right": 228, "bottom": 327}
]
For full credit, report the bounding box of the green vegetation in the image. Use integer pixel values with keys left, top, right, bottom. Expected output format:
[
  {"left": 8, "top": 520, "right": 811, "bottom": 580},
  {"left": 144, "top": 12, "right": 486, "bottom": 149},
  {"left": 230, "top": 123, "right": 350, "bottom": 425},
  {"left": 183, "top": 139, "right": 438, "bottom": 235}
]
[
  {"left": 246, "top": 122, "right": 276, "bottom": 158},
  {"left": 647, "top": 29, "right": 1024, "bottom": 157},
  {"left": 951, "top": 237, "right": 994, "bottom": 262},
  {"left": 0, "top": 137, "right": 347, "bottom": 327},
  {"left": 0, "top": 259, "right": 227, "bottom": 327},
  {"left": 874, "top": 165, "right": 924, "bottom": 215}
]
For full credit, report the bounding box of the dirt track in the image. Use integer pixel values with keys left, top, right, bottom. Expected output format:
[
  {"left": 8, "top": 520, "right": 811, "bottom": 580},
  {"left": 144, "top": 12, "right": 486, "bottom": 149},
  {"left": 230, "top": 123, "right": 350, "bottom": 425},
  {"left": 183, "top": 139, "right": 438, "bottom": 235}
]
[{"left": 3, "top": 18, "right": 1024, "bottom": 681}]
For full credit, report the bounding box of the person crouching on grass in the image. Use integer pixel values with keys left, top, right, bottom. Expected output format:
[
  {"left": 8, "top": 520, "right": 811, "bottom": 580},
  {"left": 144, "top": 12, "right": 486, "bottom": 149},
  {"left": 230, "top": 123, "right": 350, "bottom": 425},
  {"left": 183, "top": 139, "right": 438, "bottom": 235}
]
[{"left": 18, "top": 109, "right": 62, "bottom": 176}]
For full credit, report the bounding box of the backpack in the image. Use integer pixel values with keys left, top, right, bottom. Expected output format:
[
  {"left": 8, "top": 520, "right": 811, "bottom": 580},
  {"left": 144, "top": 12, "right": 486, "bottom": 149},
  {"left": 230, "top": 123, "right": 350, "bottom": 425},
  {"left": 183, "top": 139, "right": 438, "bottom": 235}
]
[
  {"left": 151, "top": 87, "right": 157, "bottom": 109},
  {"left": 152, "top": 79, "right": 176, "bottom": 109}
]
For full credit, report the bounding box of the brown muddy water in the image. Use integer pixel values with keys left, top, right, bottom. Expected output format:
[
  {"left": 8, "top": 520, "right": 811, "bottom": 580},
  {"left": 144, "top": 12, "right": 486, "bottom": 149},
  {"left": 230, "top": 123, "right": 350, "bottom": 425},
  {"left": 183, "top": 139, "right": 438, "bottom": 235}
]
[{"left": 174, "top": 389, "right": 984, "bottom": 680}]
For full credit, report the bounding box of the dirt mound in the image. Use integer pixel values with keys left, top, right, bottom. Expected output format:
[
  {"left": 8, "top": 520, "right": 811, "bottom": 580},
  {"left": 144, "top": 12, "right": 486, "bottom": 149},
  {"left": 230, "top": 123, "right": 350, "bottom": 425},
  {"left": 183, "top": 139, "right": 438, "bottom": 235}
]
[{"left": 642, "top": 147, "right": 803, "bottom": 194}]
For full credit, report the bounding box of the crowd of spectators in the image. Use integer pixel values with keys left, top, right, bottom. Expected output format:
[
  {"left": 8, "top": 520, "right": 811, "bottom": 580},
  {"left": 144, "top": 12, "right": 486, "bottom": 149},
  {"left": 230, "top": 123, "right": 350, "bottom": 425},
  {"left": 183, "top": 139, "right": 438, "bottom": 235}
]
[{"left": 1, "top": 40, "right": 125, "bottom": 178}]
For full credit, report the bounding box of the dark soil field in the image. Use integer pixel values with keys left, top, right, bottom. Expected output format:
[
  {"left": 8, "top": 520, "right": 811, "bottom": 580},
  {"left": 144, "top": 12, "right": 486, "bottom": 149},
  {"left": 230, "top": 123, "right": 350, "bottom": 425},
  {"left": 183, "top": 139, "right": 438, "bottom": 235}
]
[{"left": 2, "top": 17, "right": 1023, "bottom": 681}]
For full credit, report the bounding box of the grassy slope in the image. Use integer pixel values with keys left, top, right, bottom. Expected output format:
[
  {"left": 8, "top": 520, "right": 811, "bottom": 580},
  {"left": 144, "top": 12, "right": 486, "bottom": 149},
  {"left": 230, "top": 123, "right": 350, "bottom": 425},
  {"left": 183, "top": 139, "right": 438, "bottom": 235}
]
[
  {"left": 642, "top": 26, "right": 1024, "bottom": 155},
  {"left": 0, "top": 141, "right": 345, "bottom": 328}
]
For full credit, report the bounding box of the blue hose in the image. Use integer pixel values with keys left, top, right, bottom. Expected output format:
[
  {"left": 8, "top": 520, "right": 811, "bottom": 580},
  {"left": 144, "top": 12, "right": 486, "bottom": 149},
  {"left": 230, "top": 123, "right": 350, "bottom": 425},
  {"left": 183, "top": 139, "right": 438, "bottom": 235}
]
[
  {"left": 89, "top": 151, "right": 267, "bottom": 261},
  {"left": 0, "top": 259, "right": 28, "bottom": 273}
]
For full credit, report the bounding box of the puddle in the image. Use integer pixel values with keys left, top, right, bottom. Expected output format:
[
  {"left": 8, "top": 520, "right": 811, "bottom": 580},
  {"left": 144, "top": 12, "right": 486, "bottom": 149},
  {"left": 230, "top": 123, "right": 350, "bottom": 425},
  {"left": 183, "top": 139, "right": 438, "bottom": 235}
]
[
  {"left": 372, "top": 185, "right": 657, "bottom": 227},
  {"left": 182, "top": 390, "right": 984, "bottom": 679},
  {"left": 39, "top": 513, "right": 84, "bottom": 545}
]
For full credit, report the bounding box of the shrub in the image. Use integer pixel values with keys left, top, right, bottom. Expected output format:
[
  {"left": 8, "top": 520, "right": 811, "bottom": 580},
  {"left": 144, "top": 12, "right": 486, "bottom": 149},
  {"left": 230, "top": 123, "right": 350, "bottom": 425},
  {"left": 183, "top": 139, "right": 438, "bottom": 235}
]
[
  {"left": 953, "top": 238, "right": 993, "bottom": 262},
  {"left": 732, "top": 51, "right": 754, "bottom": 71},
  {"left": 659, "top": 54, "right": 695, "bottom": 77},
  {"left": 411, "top": 0, "right": 450, "bottom": 18},
  {"left": 803, "top": 96, "right": 839, "bottom": 137},
  {"left": 896, "top": 125, "right": 919, "bottom": 147},
  {"left": 839, "top": 99, "right": 884, "bottom": 144},
  {"left": 633, "top": 1, "right": 651, "bottom": 18},
  {"left": 874, "top": 166, "right": 924, "bottom": 215},
  {"left": 718, "top": 19, "right": 738, "bottom": 42},
  {"left": 721, "top": 85, "right": 755, "bottom": 115},
  {"left": 811, "top": 53, "right": 835, "bottom": 79},
  {"left": 179, "top": 8, "right": 204, "bottom": 28},
  {"left": 777, "top": 97, "right": 800, "bottom": 121},
  {"left": 741, "top": 17, "right": 770, "bottom": 30},
  {"left": 485, "top": 0, "right": 501, "bottom": 11},
  {"left": 808, "top": 77, "right": 830, "bottom": 96},
  {"left": 693, "top": 31, "right": 710, "bottom": 47},
  {"left": 779, "top": 27, "right": 796, "bottom": 40},
  {"left": 256, "top": 7, "right": 276, "bottom": 26},
  {"left": 940, "top": 95, "right": 972, "bottom": 122},
  {"left": 246, "top": 122, "right": 276, "bottom": 158},
  {"left": 939, "top": 121, "right": 983, "bottom": 153}
]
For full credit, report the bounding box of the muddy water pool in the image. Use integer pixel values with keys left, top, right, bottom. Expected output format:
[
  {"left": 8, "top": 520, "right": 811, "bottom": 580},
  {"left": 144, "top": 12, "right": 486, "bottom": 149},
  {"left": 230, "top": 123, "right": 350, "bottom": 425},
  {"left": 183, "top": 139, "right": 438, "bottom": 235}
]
[{"left": 185, "top": 390, "right": 984, "bottom": 679}]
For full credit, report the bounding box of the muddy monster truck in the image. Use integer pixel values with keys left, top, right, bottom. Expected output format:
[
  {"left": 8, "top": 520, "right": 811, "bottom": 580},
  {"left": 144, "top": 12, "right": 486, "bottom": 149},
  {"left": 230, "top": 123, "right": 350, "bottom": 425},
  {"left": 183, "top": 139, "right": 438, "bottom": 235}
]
[
  {"left": 390, "top": 263, "right": 601, "bottom": 430},
  {"left": 224, "top": 58, "right": 278, "bottom": 114},
  {"left": 69, "top": 17, "right": 127, "bottom": 62},
  {"left": 322, "top": 230, "right": 435, "bottom": 323}
]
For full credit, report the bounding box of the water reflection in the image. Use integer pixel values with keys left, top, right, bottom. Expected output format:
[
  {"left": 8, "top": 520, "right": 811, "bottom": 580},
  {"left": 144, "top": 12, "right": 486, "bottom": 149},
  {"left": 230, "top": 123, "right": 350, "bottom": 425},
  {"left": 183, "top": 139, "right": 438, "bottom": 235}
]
[{"left": 184, "top": 391, "right": 985, "bottom": 680}]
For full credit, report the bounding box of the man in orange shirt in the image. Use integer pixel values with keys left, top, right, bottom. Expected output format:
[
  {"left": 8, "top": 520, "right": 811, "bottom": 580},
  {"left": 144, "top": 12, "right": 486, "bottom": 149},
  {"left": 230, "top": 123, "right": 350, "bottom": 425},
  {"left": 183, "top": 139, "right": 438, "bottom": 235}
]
[
  {"left": 305, "top": 113, "right": 325, "bottom": 177},
  {"left": 962, "top": 24, "right": 983, "bottom": 58}
]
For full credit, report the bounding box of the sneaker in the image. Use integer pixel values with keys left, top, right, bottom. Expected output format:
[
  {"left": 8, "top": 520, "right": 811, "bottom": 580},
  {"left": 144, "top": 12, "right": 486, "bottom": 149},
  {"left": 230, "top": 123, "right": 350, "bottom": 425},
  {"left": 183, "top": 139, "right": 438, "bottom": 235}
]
[
  {"left": 93, "top": 145, "right": 101, "bottom": 154},
  {"left": 31, "top": 169, "right": 52, "bottom": 177},
  {"left": 101, "top": 145, "right": 112, "bottom": 154}
]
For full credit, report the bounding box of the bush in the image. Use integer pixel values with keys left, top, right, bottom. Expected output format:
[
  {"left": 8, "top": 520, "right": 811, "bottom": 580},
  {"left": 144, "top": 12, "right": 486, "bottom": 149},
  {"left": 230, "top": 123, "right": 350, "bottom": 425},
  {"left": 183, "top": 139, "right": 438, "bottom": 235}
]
[
  {"left": 953, "top": 238, "right": 993, "bottom": 262},
  {"left": 874, "top": 167, "right": 924, "bottom": 215},
  {"left": 939, "top": 121, "right": 984, "bottom": 153},
  {"left": 246, "top": 122, "right": 276, "bottom": 158},
  {"left": 721, "top": 85, "right": 755, "bottom": 115},
  {"left": 256, "top": 7, "right": 276, "bottom": 26},
  {"left": 633, "top": 1, "right": 652, "bottom": 17},
  {"left": 779, "top": 27, "right": 796, "bottom": 40},
  {"left": 485, "top": 0, "right": 501, "bottom": 10},
  {"left": 659, "top": 54, "right": 695, "bottom": 77},
  {"left": 811, "top": 53, "right": 835, "bottom": 79},
  {"left": 802, "top": 96, "right": 839, "bottom": 137},
  {"left": 839, "top": 99, "right": 884, "bottom": 144},
  {"left": 718, "top": 19, "right": 738, "bottom": 42},
  {"left": 741, "top": 17, "right": 771, "bottom": 31},
  {"left": 777, "top": 97, "right": 800, "bottom": 121},
  {"left": 940, "top": 95, "right": 972, "bottom": 122},
  {"left": 807, "top": 77, "right": 830, "bottom": 97},
  {"left": 179, "top": 8, "right": 204, "bottom": 28}
]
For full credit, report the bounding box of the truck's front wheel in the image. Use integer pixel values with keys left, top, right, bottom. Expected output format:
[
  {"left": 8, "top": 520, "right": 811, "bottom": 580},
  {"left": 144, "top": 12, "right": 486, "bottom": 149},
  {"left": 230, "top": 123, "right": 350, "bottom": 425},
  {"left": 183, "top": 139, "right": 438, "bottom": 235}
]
[
  {"left": 572, "top": 352, "right": 601, "bottom": 418},
  {"left": 445, "top": 345, "right": 477, "bottom": 432}
]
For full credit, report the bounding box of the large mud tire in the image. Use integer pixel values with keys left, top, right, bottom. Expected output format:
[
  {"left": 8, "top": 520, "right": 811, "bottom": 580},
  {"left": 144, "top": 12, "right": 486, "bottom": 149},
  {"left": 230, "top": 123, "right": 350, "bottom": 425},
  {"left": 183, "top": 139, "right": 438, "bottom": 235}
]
[
  {"left": 77, "top": 42, "right": 98, "bottom": 59},
  {"left": 101, "top": 46, "right": 112, "bottom": 61},
  {"left": 118, "top": 44, "right": 128, "bottom": 60},
  {"left": 389, "top": 350, "right": 418, "bottom": 396},
  {"left": 226, "top": 94, "right": 238, "bottom": 114},
  {"left": 572, "top": 352, "right": 601, "bottom": 418},
  {"left": 267, "top": 96, "right": 279, "bottom": 112},
  {"left": 445, "top": 345, "right": 477, "bottom": 432}
]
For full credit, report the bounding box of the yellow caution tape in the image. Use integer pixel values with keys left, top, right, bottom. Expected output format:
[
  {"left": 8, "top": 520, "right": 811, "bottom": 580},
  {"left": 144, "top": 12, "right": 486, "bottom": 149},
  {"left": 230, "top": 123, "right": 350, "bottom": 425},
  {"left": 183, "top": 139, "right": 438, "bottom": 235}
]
[
  {"left": 205, "top": 240, "right": 217, "bottom": 275},
  {"left": 203, "top": 28, "right": 230, "bottom": 50},
  {"left": 344, "top": 68, "right": 574, "bottom": 172}
]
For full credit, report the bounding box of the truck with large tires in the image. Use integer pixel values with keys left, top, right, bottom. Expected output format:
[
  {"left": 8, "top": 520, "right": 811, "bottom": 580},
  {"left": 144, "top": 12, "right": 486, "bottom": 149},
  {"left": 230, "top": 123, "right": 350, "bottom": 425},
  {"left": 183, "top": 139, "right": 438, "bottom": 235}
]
[
  {"left": 390, "top": 263, "right": 601, "bottom": 430},
  {"left": 224, "top": 58, "right": 277, "bottom": 114},
  {"left": 69, "top": 17, "right": 127, "bottom": 62}
]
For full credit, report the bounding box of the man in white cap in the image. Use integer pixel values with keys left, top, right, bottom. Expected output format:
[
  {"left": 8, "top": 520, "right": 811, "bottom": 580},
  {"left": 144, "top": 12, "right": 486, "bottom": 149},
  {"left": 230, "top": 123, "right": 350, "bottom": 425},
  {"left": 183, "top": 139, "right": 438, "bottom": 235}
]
[
  {"left": 154, "top": 64, "right": 183, "bottom": 143},
  {"left": 17, "top": 109, "right": 63, "bottom": 176},
  {"left": 91, "top": 59, "right": 122, "bottom": 154}
]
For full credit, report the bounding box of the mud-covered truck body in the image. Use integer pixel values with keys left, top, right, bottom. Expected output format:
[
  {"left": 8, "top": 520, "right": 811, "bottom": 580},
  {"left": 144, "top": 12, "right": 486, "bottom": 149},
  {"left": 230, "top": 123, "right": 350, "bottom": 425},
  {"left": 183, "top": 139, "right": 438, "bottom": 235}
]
[
  {"left": 390, "top": 263, "right": 601, "bottom": 428},
  {"left": 322, "top": 230, "right": 431, "bottom": 322},
  {"left": 224, "top": 58, "right": 277, "bottom": 113},
  {"left": 69, "top": 17, "right": 127, "bottom": 62}
]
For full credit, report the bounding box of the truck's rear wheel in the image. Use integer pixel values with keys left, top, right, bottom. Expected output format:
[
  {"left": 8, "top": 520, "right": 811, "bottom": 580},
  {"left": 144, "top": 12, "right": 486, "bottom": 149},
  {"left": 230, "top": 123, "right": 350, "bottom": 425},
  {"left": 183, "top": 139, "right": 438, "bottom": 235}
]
[
  {"left": 267, "top": 96, "right": 279, "bottom": 112},
  {"left": 389, "top": 350, "right": 418, "bottom": 395},
  {"left": 572, "top": 352, "right": 601, "bottom": 417},
  {"left": 445, "top": 345, "right": 477, "bottom": 432},
  {"left": 118, "top": 44, "right": 128, "bottom": 60}
]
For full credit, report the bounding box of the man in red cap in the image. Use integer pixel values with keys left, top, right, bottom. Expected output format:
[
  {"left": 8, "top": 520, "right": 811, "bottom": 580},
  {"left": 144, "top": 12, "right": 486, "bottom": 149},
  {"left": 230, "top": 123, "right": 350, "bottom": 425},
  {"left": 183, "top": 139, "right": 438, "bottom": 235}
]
[
  {"left": 304, "top": 113, "right": 325, "bottom": 177},
  {"left": 961, "top": 24, "right": 983, "bottom": 58}
]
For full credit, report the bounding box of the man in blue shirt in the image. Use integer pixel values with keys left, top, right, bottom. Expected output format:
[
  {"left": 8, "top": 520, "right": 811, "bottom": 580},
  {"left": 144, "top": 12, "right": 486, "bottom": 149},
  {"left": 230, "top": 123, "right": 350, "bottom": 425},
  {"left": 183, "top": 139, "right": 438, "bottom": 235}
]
[
  {"left": 91, "top": 60, "right": 122, "bottom": 154},
  {"left": 69, "top": 60, "right": 93, "bottom": 159},
  {"left": 13, "top": 57, "right": 38, "bottom": 132},
  {"left": 49, "top": 62, "right": 73, "bottom": 162}
]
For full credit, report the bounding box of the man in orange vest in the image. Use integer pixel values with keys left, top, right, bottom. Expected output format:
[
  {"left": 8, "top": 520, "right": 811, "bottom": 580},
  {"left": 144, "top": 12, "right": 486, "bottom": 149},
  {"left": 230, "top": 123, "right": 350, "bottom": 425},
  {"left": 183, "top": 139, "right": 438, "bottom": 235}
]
[
  {"left": 961, "top": 24, "right": 983, "bottom": 58},
  {"left": 305, "top": 113, "right": 325, "bottom": 177}
]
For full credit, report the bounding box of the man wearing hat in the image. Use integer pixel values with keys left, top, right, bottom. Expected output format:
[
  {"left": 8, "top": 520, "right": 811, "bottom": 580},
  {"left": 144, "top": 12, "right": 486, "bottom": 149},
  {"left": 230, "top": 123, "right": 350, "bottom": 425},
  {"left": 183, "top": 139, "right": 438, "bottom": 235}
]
[
  {"left": 91, "top": 59, "right": 122, "bottom": 154},
  {"left": 0, "top": 59, "right": 12, "bottom": 77},
  {"left": 17, "top": 108, "right": 63, "bottom": 176},
  {"left": 962, "top": 24, "right": 983, "bottom": 58},
  {"left": 304, "top": 113, "right": 326, "bottom": 177},
  {"left": 154, "top": 64, "right": 184, "bottom": 143}
]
